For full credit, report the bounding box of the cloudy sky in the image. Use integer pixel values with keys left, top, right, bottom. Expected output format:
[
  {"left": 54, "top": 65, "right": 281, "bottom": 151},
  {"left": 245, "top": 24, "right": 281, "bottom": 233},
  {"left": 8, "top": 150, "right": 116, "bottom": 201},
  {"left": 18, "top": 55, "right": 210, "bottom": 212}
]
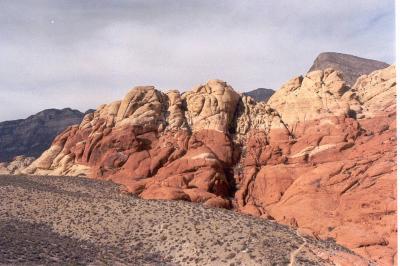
[{"left": 0, "top": 0, "right": 395, "bottom": 121}]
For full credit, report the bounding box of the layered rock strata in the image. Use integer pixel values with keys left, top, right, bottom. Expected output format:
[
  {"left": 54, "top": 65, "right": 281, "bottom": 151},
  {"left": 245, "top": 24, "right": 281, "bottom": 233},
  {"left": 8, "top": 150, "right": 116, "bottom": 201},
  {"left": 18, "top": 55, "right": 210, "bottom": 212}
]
[
  {"left": 24, "top": 66, "right": 396, "bottom": 264},
  {"left": 234, "top": 65, "right": 396, "bottom": 265}
]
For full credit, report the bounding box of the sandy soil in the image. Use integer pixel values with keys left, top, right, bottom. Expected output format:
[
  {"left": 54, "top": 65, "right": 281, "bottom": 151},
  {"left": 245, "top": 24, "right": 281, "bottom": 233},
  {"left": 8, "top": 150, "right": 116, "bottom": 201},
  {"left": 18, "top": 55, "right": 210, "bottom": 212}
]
[{"left": 0, "top": 175, "right": 366, "bottom": 265}]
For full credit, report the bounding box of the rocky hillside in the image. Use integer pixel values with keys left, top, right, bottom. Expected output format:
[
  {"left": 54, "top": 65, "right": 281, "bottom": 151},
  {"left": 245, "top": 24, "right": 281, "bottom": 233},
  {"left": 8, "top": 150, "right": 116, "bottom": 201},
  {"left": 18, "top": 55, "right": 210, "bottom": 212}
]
[
  {"left": 21, "top": 65, "right": 396, "bottom": 264},
  {"left": 309, "top": 52, "right": 389, "bottom": 86},
  {"left": 0, "top": 108, "right": 91, "bottom": 162},
  {"left": 0, "top": 175, "right": 369, "bottom": 265},
  {"left": 243, "top": 88, "right": 275, "bottom": 102}
]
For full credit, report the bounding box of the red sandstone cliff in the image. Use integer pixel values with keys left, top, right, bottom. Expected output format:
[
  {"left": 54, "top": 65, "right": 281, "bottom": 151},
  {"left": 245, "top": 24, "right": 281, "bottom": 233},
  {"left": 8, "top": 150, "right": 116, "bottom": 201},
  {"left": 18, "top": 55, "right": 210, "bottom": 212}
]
[{"left": 23, "top": 65, "right": 396, "bottom": 264}]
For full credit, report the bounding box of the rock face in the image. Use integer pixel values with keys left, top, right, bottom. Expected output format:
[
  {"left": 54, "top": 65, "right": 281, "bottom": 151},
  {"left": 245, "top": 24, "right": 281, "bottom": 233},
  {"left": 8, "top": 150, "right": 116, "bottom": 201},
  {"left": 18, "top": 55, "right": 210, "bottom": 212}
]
[
  {"left": 243, "top": 88, "right": 275, "bottom": 102},
  {"left": 0, "top": 108, "right": 90, "bottom": 162},
  {"left": 25, "top": 80, "right": 240, "bottom": 208},
  {"left": 309, "top": 52, "right": 390, "bottom": 86},
  {"left": 24, "top": 66, "right": 396, "bottom": 264},
  {"left": 0, "top": 156, "right": 35, "bottom": 175},
  {"left": 235, "top": 65, "right": 397, "bottom": 265}
]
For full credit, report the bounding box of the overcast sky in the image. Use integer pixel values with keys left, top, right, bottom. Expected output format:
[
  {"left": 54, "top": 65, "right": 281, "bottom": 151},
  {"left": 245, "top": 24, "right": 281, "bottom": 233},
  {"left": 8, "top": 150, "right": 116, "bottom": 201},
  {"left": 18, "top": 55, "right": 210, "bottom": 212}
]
[{"left": 0, "top": 0, "right": 395, "bottom": 121}]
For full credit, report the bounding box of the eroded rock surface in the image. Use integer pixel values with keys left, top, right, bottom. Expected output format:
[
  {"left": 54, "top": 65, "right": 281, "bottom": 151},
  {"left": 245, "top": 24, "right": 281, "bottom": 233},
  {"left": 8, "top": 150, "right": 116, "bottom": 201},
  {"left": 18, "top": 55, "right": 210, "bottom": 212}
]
[
  {"left": 25, "top": 80, "right": 239, "bottom": 208},
  {"left": 235, "top": 65, "right": 397, "bottom": 265},
  {"left": 0, "top": 156, "right": 35, "bottom": 175},
  {"left": 23, "top": 66, "right": 396, "bottom": 264}
]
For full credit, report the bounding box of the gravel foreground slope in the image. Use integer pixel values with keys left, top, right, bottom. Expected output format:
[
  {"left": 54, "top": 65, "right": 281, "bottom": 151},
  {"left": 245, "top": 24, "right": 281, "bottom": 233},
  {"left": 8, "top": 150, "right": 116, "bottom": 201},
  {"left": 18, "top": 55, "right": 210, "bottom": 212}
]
[{"left": 0, "top": 175, "right": 369, "bottom": 265}]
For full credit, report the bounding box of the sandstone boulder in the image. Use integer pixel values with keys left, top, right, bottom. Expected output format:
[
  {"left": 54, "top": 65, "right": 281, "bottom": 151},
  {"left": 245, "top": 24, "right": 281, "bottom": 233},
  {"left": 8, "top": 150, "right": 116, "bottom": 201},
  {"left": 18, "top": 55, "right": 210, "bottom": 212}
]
[{"left": 182, "top": 80, "right": 240, "bottom": 132}]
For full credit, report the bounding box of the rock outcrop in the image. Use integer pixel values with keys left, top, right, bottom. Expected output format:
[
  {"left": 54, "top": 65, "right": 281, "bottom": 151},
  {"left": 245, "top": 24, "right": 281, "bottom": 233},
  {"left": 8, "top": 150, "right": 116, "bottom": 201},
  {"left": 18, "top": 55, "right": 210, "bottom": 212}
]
[
  {"left": 0, "top": 108, "right": 90, "bottom": 162},
  {"left": 23, "top": 66, "right": 396, "bottom": 264},
  {"left": 309, "top": 52, "right": 390, "bottom": 86},
  {"left": 25, "top": 80, "right": 240, "bottom": 208},
  {"left": 235, "top": 65, "right": 397, "bottom": 265},
  {"left": 243, "top": 88, "right": 275, "bottom": 102},
  {"left": 0, "top": 156, "right": 35, "bottom": 175}
]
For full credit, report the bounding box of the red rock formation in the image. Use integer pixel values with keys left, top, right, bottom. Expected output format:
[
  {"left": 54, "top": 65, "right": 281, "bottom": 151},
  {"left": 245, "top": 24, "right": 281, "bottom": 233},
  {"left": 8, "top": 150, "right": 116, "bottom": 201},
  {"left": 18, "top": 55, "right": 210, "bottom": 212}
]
[
  {"left": 24, "top": 66, "right": 396, "bottom": 264},
  {"left": 234, "top": 66, "right": 397, "bottom": 265},
  {"left": 25, "top": 81, "right": 239, "bottom": 208}
]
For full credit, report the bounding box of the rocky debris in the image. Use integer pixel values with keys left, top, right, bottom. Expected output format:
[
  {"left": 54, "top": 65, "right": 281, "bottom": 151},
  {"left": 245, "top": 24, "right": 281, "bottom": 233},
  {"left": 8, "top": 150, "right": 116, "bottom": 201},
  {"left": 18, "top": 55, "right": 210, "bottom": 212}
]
[
  {"left": 0, "top": 156, "right": 35, "bottom": 175},
  {"left": 243, "top": 88, "right": 275, "bottom": 102},
  {"left": 0, "top": 108, "right": 90, "bottom": 162},
  {"left": 21, "top": 65, "right": 396, "bottom": 264},
  {"left": 0, "top": 175, "right": 370, "bottom": 265},
  {"left": 309, "top": 52, "right": 389, "bottom": 86}
]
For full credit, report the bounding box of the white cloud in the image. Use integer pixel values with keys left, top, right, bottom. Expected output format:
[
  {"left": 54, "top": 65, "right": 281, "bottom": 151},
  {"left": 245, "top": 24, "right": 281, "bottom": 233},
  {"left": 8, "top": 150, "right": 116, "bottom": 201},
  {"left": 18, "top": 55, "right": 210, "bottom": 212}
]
[{"left": 0, "top": 0, "right": 395, "bottom": 121}]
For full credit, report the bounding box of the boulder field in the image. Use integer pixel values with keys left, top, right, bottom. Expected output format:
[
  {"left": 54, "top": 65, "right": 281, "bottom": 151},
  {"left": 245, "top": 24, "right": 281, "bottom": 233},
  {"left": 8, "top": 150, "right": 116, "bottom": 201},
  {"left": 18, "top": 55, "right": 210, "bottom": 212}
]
[{"left": 23, "top": 65, "right": 396, "bottom": 264}]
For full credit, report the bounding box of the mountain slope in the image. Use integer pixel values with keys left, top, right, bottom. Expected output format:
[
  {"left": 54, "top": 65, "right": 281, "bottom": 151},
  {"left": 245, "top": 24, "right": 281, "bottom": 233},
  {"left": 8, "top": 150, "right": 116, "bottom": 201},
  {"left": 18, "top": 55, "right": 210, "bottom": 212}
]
[
  {"left": 0, "top": 108, "right": 88, "bottom": 162},
  {"left": 243, "top": 88, "right": 275, "bottom": 102},
  {"left": 0, "top": 175, "right": 369, "bottom": 265},
  {"left": 308, "top": 52, "right": 389, "bottom": 86}
]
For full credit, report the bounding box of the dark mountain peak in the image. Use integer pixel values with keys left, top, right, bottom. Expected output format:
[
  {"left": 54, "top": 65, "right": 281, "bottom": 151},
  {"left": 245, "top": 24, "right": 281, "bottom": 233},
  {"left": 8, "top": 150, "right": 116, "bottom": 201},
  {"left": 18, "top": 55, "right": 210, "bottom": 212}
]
[
  {"left": 28, "top": 108, "right": 83, "bottom": 121},
  {"left": 84, "top": 109, "right": 96, "bottom": 115},
  {"left": 243, "top": 88, "right": 275, "bottom": 102},
  {"left": 308, "top": 52, "right": 389, "bottom": 86},
  {"left": 0, "top": 108, "right": 87, "bottom": 162}
]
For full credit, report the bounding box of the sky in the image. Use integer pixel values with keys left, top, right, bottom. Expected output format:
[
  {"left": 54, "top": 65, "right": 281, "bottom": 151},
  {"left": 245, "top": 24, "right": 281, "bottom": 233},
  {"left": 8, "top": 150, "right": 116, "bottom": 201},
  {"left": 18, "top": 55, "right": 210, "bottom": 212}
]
[{"left": 0, "top": 0, "right": 395, "bottom": 121}]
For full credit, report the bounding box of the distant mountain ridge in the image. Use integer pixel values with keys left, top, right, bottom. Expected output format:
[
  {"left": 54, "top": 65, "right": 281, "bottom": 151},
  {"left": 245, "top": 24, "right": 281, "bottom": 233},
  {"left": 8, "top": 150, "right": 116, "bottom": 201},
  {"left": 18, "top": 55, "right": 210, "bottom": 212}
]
[
  {"left": 0, "top": 108, "right": 90, "bottom": 162},
  {"left": 243, "top": 88, "right": 275, "bottom": 102},
  {"left": 309, "top": 52, "right": 389, "bottom": 86}
]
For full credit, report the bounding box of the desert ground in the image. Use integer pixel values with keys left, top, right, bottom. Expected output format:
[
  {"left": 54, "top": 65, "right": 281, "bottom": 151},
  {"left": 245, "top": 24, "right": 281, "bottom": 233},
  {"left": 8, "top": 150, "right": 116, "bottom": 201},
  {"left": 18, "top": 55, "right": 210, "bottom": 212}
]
[{"left": 0, "top": 174, "right": 367, "bottom": 265}]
